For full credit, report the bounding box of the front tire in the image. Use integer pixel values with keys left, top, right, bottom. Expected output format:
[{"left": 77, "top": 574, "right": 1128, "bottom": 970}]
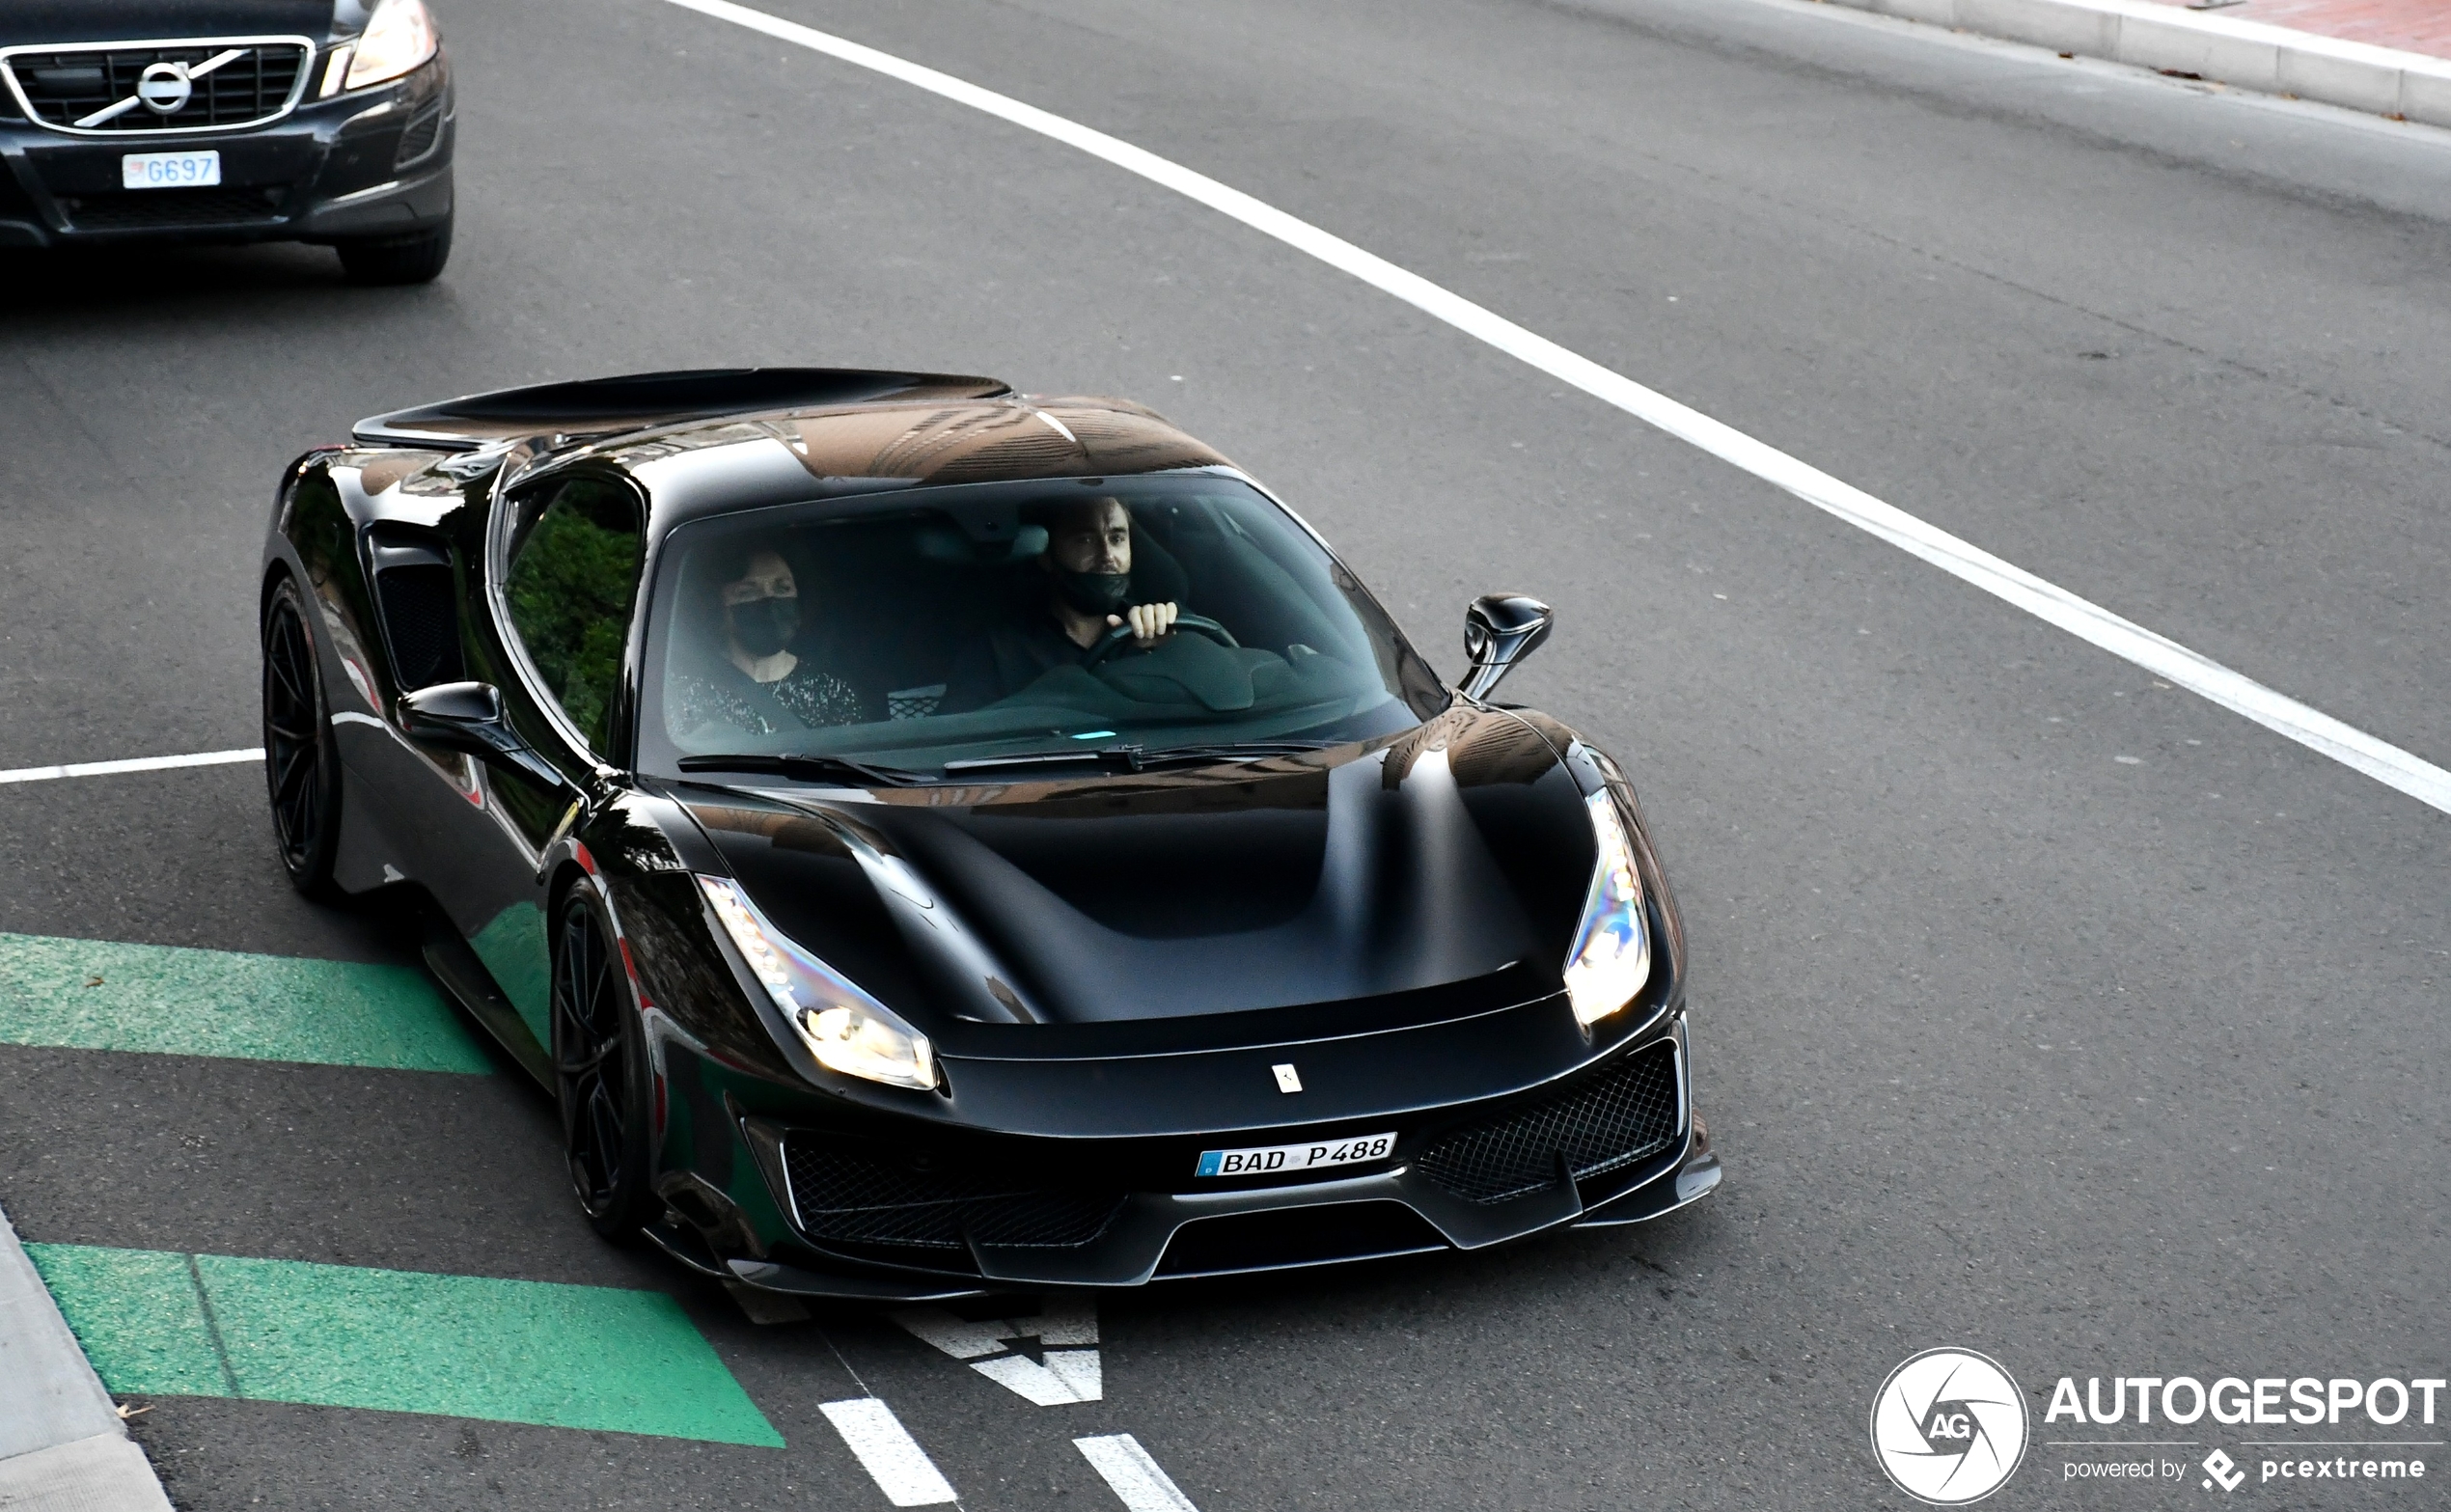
[
  {"left": 337, "top": 214, "right": 452, "bottom": 286},
  {"left": 553, "top": 881, "right": 654, "bottom": 1239},
  {"left": 261, "top": 578, "right": 343, "bottom": 895}
]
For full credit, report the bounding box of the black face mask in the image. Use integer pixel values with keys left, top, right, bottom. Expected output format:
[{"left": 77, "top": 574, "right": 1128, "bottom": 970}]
[
  {"left": 726, "top": 594, "right": 799, "bottom": 657},
  {"left": 1053, "top": 568, "right": 1131, "bottom": 618}
]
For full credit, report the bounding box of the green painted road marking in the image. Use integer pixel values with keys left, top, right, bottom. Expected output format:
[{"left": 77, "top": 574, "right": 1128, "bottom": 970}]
[
  {"left": 23, "top": 1245, "right": 233, "bottom": 1396},
  {"left": 0, "top": 932, "right": 492, "bottom": 1073},
  {"left": 27, "top": 1245, "right": 783, "bottom": 1446}
]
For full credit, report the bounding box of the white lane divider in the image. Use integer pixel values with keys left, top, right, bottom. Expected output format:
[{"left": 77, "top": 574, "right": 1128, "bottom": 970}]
[
  {"left": 820, "top": 1397, "right": 959, "bottom": 1506},
  {"left": 892, "top": 1299, "right": 1102, "bottom": 1404},
  {"left": 655, "top": 0, "right": 2451, "bottom": 819},
  {"left": 0, "top": 748, "right": 263, "bottom": 785},
  {"left": 1076, "top": 1435, "right": 1202, "bottom": 1512}
]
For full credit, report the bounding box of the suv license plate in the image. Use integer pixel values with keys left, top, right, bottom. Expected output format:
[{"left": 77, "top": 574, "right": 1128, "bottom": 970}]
[
  {"left": 122, "top": 151, "right": 220, "bottom": 189},
  {"left": 1196, "top": 1131, "right": 1394, "bottom": 1177}
]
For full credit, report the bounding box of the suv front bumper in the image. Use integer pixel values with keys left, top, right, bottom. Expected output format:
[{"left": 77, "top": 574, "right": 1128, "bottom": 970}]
[{"left": 0, "top": 53, "right": 453, "bottom": 248}]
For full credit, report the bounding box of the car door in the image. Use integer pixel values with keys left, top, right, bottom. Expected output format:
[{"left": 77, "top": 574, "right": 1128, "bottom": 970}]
[{"left": 438, "top": 471, "right": 647, "bottom": 1054}]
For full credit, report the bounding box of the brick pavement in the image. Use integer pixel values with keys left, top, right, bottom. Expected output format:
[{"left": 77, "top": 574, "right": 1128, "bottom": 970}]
[{"left": 2140, "top": 0, "right": 2451, "bottom": 61}]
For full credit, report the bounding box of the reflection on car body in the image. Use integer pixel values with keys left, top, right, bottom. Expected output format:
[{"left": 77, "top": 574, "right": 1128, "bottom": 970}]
[{"left": 260, "top": 366, "right": 1721, "bottom": 1299}]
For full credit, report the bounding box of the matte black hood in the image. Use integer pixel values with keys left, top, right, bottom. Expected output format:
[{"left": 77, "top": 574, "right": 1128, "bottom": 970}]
[
  {"left": 2, "top": 1, "right": 339, "bottom": 45},
  {"left": 687, "top": 708, "right": 1598, "bottom": 1043}
]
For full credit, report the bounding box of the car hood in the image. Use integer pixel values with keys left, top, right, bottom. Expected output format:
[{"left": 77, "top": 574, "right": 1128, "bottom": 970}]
[
  {"left": 682, "top": 707, "right": 1599, "bottom": 1047},
  {"left": 3, "top": 1, "right": 338, "bottom": 46}
]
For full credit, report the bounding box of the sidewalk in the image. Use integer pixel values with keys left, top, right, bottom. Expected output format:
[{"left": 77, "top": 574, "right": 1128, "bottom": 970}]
[
  {"left": 0, "top": 1204, "right": 175, "bottom": 1512},
  {"left": 2143, "top": 0, "right": 2451, "bottom": 62},
  {"left": 1824, "top": 0, "right": 2451, "bottom": 127}
]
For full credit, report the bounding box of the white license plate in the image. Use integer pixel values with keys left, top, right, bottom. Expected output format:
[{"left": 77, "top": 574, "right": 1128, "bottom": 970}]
[
  {"left": 121, "top": 151, "right": 221, "bottom": 189},
  {"left": 1196, "top": 1131, "right": 1395, "bottom": 1177}
]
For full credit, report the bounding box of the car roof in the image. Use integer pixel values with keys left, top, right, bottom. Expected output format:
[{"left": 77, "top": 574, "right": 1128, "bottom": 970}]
[{"left": 352, "top": 367, "right": 1236, "bottom": 522}]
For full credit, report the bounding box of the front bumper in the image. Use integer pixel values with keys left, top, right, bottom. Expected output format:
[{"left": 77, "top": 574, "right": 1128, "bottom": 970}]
[
  {"left": 657, "top": 1012, "right": 1721, "bottom": 1301},
  {"left": 0, "top": 55, "right": 453, "bottom": 248}
]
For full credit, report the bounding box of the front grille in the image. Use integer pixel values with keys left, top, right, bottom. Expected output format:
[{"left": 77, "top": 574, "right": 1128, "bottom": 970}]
[
  {"left": 5, "top": 41, "right": 310, "bottom": 134},
  {"left": 1414, "top": 1040, "right": 1681, "bottom": 1205},
  {"left": 1156, "top": 1201, "right": 1446, "bottom": 1278},
  {"left": 60, "top": 186, "right": 284, "bottom": 231},
  {"left": 783, "top": 1134, "right": 1125, "bottom": 1252}
]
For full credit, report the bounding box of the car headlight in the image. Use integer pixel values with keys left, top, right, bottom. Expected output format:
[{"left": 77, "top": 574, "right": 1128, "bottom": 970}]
[
  {"left": 1562, "top": 789, "right": 1651, "bottom": 1028},
  {"left": 328, "top": 0, "right": 439, "bottom": 95},
  {"left": 698, "top": 875, "right": 940, "bottom": 1090}
]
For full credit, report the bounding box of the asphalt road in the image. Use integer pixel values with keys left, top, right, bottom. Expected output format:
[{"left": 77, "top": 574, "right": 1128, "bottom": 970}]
[{"left": 4, "top": 0, "right": 2448, "bottom": 1506}]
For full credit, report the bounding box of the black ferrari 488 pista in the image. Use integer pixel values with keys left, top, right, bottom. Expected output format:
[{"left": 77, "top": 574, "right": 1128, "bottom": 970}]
[{"left": 259, "top": 367, "right": 1719, "bottom": 1300}]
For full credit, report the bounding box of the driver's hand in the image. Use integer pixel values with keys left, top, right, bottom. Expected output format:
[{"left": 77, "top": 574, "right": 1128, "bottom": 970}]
[{"left": 1110, "top": 601, "right": 1179, "bottom": 646}]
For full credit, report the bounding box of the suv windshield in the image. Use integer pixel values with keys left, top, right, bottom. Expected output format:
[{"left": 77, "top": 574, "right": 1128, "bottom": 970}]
[{"left": 635, "top": 473, "right": 1446, "bottom": 778}]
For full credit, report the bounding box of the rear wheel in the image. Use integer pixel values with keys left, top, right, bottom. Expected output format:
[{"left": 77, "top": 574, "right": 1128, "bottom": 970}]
[
  {"left": 553, "top": 882, "right": 654, "bottom": 1238},
  {"left": 337, "top": 214, "right": 452, "bottom": 286},
  {"left": 261, "top": 579, "right": 342, "bottom": 895}
]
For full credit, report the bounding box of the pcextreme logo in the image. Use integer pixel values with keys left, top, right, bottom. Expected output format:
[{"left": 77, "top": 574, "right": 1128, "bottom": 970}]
[{"left": 1870, "top": 1348, "right": 2031, "bottom": 1505}]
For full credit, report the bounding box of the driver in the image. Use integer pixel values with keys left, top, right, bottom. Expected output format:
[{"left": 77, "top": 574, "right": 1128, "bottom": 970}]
[
  {"left": 949, "top": 495, "right": 1179, "bottom": 705},
  {"left": 668, "top": 541, "right": 871, "bottom": 736}
]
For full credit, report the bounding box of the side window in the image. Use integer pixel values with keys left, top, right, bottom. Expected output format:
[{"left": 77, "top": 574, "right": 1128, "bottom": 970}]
[{"left": 504, "top": 479, "right": 644, "bottom": 755}]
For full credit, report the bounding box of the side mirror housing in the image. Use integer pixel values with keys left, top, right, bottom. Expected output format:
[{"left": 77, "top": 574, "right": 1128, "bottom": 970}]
[
  {"left": 399, "top": 681, "right": 510, "bottom": 756},
  {"left": 1459, "top": 593, "right": 1553, "bottom": 701},
  {"left": 398, "top": 682, "right": 574, "bottom": 793}
]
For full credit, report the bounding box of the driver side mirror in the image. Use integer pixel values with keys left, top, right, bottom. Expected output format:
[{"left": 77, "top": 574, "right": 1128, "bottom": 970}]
[
  {"left": 399, "top": 681, "right": 572, "bottom": 791},
  {"left": 399, "top": 681, "right": 511, "bottom": 756},
  {"left": 1458, "top": 593, "right": 1553, "bottom": 702}
]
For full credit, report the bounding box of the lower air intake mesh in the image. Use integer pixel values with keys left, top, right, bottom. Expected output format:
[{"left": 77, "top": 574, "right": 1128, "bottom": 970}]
[
  {"left": 782, "top": 1135, "right": 1123, "bottom": 1251},
  {"left": 1414, "top": 1039, "right": 1680, "bottom": 1205},
  {"left": 62, "top": 187, "right": 282, "bottom": 231}
]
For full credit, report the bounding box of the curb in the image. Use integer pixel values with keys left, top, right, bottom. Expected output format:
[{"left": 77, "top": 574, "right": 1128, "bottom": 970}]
[
  {"left": 0, "top": 1206, "right": 174, "bottom": 1511},
  {"left": 1819, "top": 0, "right": 2451, "bottom": 127}
]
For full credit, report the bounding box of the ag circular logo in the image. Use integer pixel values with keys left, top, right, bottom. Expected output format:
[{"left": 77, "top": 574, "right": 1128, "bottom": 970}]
[{"left": 1869, "top": 1347, "right": 2029, "bottom": 1504}]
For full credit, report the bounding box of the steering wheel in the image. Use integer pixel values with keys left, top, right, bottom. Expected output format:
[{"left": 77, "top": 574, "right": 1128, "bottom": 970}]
[{"left": 1080, "top": 612, "right": 1240, "bottom": 670}]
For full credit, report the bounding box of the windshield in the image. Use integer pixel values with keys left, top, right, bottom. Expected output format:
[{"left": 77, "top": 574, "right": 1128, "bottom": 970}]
[{"left": 635, "top": 473, "right": 1446, "bottom": 778}]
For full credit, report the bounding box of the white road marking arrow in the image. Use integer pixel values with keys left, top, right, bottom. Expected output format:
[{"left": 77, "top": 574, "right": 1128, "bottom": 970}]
[{"left": 891, "top": 1299, "right": 1102, "bottom": 1405}]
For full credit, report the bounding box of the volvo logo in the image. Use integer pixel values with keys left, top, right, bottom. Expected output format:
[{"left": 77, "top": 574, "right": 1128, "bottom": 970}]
[{"left": 136, "top": 62, "right": 193, "bottom": 115}]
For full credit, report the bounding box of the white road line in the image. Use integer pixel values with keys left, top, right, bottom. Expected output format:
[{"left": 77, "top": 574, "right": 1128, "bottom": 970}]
[
  {"left": 819, "top": 1397, "right": 959, "bottom": 1506},
  {"left": 0, "top": 748, "right": 264, "bottom": 785},
  {"left": 655, "top": 0, "right": 2451, "bottom": 819},
  {"left": 1076, "top": 1435, "right": 1201, "bottom": 1512}
]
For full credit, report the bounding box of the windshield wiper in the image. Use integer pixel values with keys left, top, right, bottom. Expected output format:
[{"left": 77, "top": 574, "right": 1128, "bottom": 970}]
[
  {"left": 940, "top": 749, "right": 1127, "bottom": 776},
  {"left": 942, "top": 739, "right": 1338, "bottom": 777},
  {"left": 677, "top": 753, "right": 927, "bottom": 786},
  {"left": 1123, "top": 739, "right": 1342, "bottom": 769}
]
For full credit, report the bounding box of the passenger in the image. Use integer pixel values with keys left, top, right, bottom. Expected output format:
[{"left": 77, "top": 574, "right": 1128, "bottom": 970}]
[
  {"left": 950, "top": 495, "right": 1179, "bottom": 706},
  {"left": 668, "top": 541, "right": 870, "bottom": 736}
]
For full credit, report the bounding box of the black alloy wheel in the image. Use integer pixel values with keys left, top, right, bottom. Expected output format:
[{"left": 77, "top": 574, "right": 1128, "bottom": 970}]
[
  {"left": 552, "top": 881, "right": 653, "bottom": 1238},
  {"left": 262, "top": 578, "right": 343, "bottom": 894}
]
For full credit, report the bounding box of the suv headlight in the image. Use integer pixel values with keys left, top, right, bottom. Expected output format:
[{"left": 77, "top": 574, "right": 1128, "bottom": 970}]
[
  {"left": 1562, "top": 790, "right": 1651, "bottom": 1027},
  {"left": 326, "top": 0, "right": 439, "bottom": 95},
  {"left": 698, "top": 875, "right": 940, "bottom": 1090}
]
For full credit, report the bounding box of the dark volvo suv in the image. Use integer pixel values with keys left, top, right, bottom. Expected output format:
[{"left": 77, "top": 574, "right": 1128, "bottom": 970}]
[{"left": 0, "top": 0, "right": 454, "bottom": 282}]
